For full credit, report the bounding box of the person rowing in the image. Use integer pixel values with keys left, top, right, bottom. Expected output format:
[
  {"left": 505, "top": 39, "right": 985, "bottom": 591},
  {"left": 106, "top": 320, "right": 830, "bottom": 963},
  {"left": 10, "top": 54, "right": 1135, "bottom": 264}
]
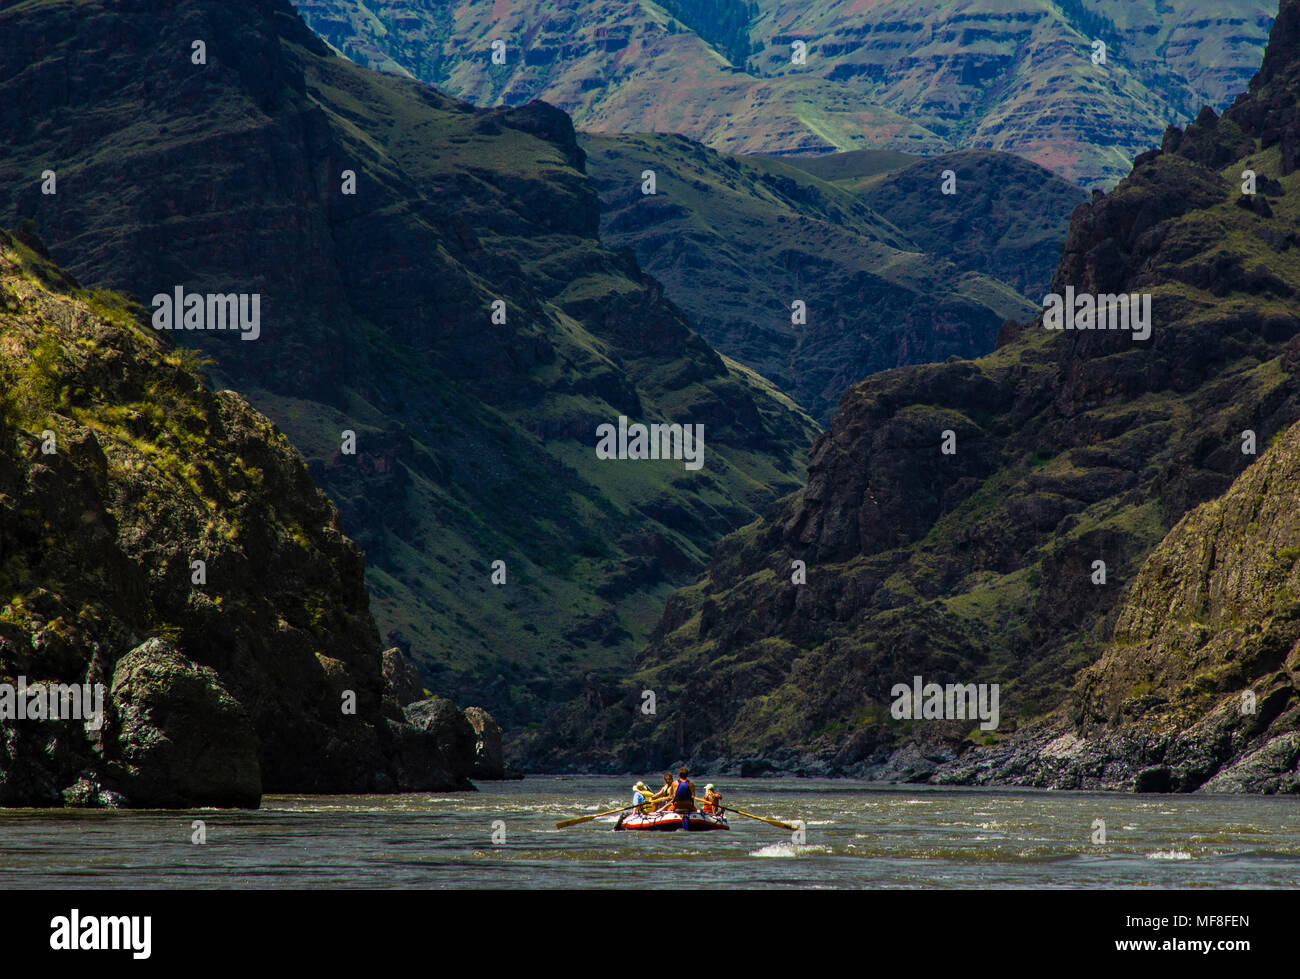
[
  {"left": 651, "top": 772, "right": 674, "bottom": 811},
  {"left": 670, "top": 766, "right": 696, "bottom": 829},
  {"left": 701, "top": 783, "right": 723, "bottom": 814},
  {"left": 631, "top": 781, "right": 652, "bottom": 813}
]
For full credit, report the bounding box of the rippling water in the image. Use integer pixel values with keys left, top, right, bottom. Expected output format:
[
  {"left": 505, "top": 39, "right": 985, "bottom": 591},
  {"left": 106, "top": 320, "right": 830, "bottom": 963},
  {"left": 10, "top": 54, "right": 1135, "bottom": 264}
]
[{"left": 2, "top": 777, "right": 1298, "bottom": 888}]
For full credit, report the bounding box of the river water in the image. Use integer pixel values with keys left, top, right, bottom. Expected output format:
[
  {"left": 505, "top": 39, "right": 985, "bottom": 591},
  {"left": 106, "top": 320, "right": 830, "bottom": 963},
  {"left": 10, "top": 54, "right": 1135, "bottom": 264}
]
[{"left": 2, "top": 777, "right": 1297, "bottom": 888}]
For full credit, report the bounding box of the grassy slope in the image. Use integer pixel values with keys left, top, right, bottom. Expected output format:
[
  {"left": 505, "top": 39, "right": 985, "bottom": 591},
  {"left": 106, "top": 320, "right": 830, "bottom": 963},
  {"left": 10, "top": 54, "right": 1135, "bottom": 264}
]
[
  {"left": 770, "top": 146, "right": 1088, "bottom": 300},
  {"left": 284, "top": 24, "right": 823, "bottom": 726}
]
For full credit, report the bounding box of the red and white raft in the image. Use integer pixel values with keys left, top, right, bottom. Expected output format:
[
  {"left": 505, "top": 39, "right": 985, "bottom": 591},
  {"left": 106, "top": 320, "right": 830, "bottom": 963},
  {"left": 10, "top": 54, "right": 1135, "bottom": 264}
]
[{"left": 614, "top": 809, "right": 730, "bottom": 831}]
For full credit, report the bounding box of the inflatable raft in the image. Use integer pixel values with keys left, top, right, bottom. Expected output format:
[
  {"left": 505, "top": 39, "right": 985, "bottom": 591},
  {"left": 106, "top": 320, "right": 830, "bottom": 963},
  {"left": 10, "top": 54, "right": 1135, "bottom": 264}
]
[{"left": 614, "top": 810, "right": 730, "bottom": 831}]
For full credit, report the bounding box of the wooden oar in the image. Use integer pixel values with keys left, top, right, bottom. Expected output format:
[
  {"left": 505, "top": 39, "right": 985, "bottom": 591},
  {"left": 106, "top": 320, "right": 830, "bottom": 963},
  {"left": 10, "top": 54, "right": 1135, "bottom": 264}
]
[
  {"left": 555, "top": 802, "right": 640, "bottom": 829},
  {"left": 718, "top": 805, "right": 800, "bottom": 832}
]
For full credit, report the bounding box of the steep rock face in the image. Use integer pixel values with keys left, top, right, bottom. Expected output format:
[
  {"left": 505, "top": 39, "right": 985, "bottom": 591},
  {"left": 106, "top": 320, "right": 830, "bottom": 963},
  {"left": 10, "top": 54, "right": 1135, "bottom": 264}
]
[
  {"left": 0, "top": 0, "right": 816, "bottom": 732},
  {"left": 1069, "top": 417, "right": 1300, "bottom": 790},
  {"left": 382, "top": 647, "right": 426, "bottom": 707},
  {"left": 930, "top": 412, "right": 1300, "bottom": 794},
  {"left": 529, "top": 0, "right": 1300, "bottom": 781},
  {"left": 0, "top": 233, "right": 470, "bottom": 805},
  {"left": 295, "top": 0, "right": 1275, "bottom": 187}
]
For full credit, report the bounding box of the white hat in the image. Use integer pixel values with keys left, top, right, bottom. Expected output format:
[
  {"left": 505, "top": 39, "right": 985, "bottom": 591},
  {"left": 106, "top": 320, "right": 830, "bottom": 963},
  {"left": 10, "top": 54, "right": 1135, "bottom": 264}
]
[{"left": 705, "top": 784, "right": 715, "bottom": 791}]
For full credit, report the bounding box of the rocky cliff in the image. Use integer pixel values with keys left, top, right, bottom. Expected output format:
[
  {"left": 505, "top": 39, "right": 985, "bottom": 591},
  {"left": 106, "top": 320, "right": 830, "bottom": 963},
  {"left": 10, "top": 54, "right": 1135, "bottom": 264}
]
[
  {"left": 1062, "top": 408, "right": 1300, "bottom": 794},
  {"left": 934, "top": 413, "right": 1300, "bottom": 794},
  {"left": 0, "top": 231, "right": 483, "bottom": 806}
]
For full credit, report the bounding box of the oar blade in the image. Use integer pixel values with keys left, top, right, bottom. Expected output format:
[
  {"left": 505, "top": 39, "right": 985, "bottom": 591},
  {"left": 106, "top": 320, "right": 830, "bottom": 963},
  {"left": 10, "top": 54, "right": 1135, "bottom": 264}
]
[
  {"left": 555, "top": 815, "right": 594, "bottom": 829},
  {"left": 556, "top": 803, "right": 637, "bottom": 828},
  {"left": 727, "top": 807, "right": 799, "bottom": 831}
]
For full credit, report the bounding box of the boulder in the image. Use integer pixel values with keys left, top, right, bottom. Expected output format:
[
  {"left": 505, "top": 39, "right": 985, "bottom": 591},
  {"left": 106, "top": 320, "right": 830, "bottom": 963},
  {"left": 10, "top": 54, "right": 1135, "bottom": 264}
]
[
  {"left": 106, "top": 639, "right": 261, "bottom": 808},
  {"left": 1199, "top": 733, "right": 1300, "bottom": 794},
  {"left": 403, "top": 696, "right": 478, "bottom": 783},
  {"left": 384, "top": 719, "right": 466, "bottom": 792}
]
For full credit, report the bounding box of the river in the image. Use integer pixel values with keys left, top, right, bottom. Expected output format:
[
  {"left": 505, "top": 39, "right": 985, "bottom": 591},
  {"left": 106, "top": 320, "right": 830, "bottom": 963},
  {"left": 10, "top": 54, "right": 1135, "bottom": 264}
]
[{"left": 2, "top": 777, "right": 1297, "bottom": 888}]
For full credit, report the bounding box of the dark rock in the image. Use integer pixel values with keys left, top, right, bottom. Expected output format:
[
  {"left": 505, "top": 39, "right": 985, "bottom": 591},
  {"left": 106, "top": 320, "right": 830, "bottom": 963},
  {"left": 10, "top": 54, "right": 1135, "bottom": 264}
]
[
  {"left": 106, "top": 639, "right": 262, "bottom": 808},
  {"left": 736, "top": 757, "right": 774, "bottom": 777},
  {"left": 1133, "top": 766, "right": 1174, "bottom": 793},
  {"left": 1235, "top": 193, "right": 1275, "bottom": 217},
  {"left": 382, "top": 647, "right": 425, "bottom": 707},
  {"left": 404, "top": 696, "right": 478, "bottom": 783},
  {"left": 464, "top": 706, "right": 517, "bottom": 779},
  {"left": 1200, "top": 733, "right": 1300, "bottom": 793}
]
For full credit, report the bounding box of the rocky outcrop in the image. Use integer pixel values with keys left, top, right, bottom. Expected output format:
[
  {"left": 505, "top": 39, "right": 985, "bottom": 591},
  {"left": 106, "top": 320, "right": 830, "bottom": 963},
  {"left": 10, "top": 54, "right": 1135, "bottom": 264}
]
[
  {"left": 1045, "top": 410, "right": 1300, "bottom": 792},
  {"left": 382, "top": 643, "right": 527, "bottom": 782},
  {"left": 382, "top": 648, "right": 426, "bottom": 707},
  {"left": 464, "top": 706, "right": 520, "bottom": 779},
  {"left": 927, "top": 719, "right": 1300, "bottom": 795},
  {"left": 0, "top": 233, "right": 477, "bottom": 806},
  {"left": 403, "top": 697, "right": 478, "bottom": 785},
  {"left": 105, "top": 639, "right": 261, "bottom": 808}
]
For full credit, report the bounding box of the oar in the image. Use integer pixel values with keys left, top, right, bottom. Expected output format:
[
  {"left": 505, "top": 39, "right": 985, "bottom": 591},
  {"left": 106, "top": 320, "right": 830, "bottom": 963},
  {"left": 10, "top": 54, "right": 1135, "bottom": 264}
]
[
  {"left": 719, "top": 805, "right": 800, "bottom": 832},
  {"left": 556, "top": 802, "right": 640, "bottom": 829}
]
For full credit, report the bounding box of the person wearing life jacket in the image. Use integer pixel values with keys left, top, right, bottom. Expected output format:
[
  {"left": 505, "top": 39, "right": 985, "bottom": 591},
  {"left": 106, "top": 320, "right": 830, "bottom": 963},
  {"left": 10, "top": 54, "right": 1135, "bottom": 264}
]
[
  {"left": 632, "top": 781, "right": 652, "bottom": 813},
  {"left": 702, "top": 784, "right": 722, "bottom": 814},
  {"left": 651, "top": 772, "right": 674, "bottom": 812},
  {"left": 671, "top": 766, "right": 696, "bottom": 827}
]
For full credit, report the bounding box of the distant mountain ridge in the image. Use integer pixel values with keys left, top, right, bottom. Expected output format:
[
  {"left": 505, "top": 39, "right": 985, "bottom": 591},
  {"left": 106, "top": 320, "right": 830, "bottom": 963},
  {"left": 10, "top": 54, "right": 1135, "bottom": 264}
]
[{"left": 294, "top": 0, "right": 1277, "bottom": 187}]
